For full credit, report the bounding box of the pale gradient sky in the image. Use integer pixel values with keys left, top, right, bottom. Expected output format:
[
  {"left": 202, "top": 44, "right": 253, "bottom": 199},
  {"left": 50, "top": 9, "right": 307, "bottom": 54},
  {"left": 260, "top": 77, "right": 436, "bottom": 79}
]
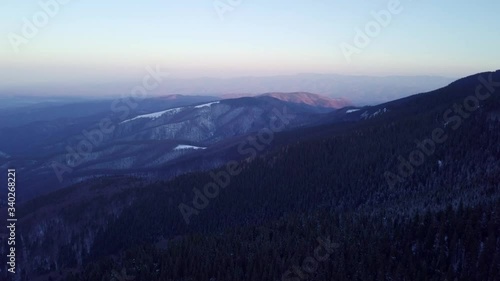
[{"left": 0, "top": 0, "right": 499, "bottom": 90}]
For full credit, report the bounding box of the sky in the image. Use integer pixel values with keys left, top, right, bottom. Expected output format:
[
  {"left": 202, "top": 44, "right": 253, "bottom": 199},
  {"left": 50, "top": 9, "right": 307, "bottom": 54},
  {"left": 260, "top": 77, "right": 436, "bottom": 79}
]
[{"left": 0, "top": 0, "right": 499, "bottom": 91}]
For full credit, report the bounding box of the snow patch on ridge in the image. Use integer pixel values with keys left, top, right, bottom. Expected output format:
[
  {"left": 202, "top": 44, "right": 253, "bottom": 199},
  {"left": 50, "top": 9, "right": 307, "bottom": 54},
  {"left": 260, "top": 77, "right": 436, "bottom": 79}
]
[
  {"left": 194, "top": 101, "right": 220, "bottom": 109},
  {"left": 121, "top": 101, "right": 220, "bottom": 124},
  {"left": 174, "top": 145, "right": 207, "bottom": 151},
  {"left": 121, "top": 107, "right": 183, "bottom": 123}
]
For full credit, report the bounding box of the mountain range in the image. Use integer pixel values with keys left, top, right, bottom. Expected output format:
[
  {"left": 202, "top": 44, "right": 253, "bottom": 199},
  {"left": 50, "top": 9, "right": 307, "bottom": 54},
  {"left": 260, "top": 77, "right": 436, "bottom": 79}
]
[{"left": 0, "top": 93, "right": 344, "bottom": 200}]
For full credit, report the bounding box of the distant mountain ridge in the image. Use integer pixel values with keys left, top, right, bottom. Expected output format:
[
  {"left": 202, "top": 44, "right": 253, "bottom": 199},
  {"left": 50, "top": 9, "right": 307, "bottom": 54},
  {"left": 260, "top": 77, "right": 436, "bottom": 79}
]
[
  {"left": 153, "top": 73, "right": 455, "bottom": 105},
  {"left": 6, "top": 74, "right": 455, "bottom": 106}
]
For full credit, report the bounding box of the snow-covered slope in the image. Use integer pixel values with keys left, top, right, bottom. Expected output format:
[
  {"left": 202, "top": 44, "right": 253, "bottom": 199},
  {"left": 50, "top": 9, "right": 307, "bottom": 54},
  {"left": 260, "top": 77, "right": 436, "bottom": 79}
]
[{"left": 121, "top": 107, "right": 184, "bottom": 123}]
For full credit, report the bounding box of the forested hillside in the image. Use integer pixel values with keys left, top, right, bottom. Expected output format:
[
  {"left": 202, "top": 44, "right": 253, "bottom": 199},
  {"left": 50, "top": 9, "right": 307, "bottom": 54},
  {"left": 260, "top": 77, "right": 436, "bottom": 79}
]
[
  {"left": 69, "top": 203, "right": 500, "bottom": 281},
  {"left": 5, "top": 72, "right": 500, "bottom": 281}
]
